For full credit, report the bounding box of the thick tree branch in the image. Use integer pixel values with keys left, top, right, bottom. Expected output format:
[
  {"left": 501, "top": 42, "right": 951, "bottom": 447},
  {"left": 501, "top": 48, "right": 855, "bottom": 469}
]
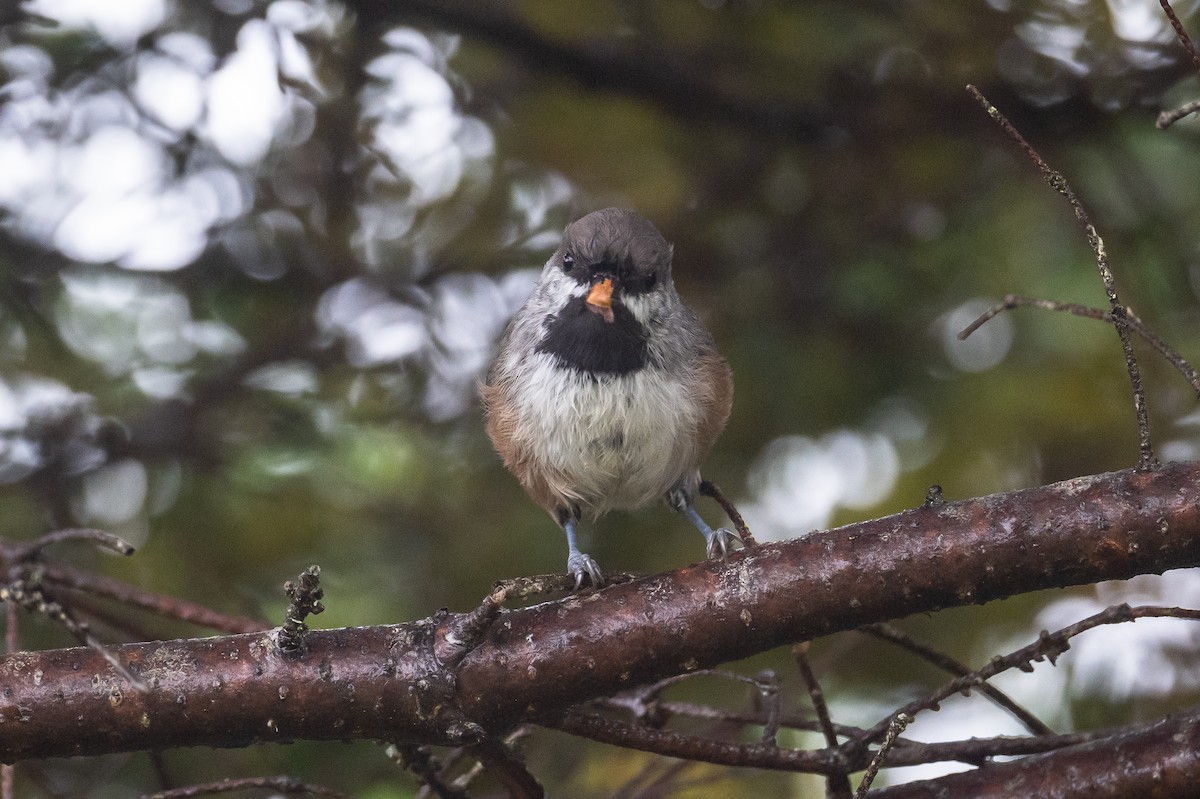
[{"left": 3, "top": 461, "right": 1200, "bottom": 763}]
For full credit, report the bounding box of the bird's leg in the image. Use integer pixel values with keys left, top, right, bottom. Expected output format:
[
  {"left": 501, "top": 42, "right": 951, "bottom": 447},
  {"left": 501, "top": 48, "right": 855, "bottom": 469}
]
[
  {"left": 669, "top": 490, "right": 742, "bottom": 559},
  {"left": 559, "top": 508, "right": 603, "bottom": 589},
  {"left": 681, "top": 504, "right": 742, "bottom": 559}
]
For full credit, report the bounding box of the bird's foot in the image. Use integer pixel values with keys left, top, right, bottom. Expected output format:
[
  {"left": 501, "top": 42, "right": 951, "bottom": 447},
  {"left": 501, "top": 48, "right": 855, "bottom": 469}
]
[
  {"left": 705, "top": 527, "right": 743, "bottom": 560},
  {"left": 567, "top": 551, "right": 605, "bottom": 590}
]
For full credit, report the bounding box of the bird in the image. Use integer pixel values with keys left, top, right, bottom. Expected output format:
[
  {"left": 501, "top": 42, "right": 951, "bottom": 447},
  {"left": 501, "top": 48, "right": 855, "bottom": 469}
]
[{"left": 481, "top": 207, "right": 738, "bottom": 588}]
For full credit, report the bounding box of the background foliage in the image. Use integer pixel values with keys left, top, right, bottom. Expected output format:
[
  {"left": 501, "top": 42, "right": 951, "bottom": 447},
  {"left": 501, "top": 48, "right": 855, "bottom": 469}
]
[{"left": 2, "top": 0, "right": 1200, "bottom": 795}]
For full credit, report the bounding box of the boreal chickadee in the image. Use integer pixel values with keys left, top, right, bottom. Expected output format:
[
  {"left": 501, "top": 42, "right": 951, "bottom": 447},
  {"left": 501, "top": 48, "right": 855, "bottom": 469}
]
[{"left": 481, "top": 208, "right": 738, "bottom": 587}]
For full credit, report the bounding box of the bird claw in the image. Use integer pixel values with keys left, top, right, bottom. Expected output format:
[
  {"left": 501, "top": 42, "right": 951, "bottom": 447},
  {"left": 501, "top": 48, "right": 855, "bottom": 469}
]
[
  {"left": 567, "top": 552, "right": 605, "bottom": 589},
  {"left": 706, "top": 527, "right": 742, "bottom": 560}
]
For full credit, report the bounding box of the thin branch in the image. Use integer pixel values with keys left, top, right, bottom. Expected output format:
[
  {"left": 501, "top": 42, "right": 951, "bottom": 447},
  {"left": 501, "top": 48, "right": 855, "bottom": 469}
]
[
  {"left": 1, "top": 570, "right": 147, "bottom": 691},
  {"left": 858, "top": 604, "right": 1200, "bottom": 745},
  {"left": 858, "top": 622, "right": 1054, "bottom": 736},
  {"left": 1160, "top": 0, "right": 1200, "bottom": 77},
  {"left": 752, "top": 669, "right": 782, "bottom": 746},
  {"left": 792, "top": 644, "right": 840, "bottom": 748},
  {"left": 548, "top": 707, "right": 846, "bottom": 774},
  {"left": 3, "top": 528, "right": 135, "bottom": 562},
  {"left": 869, "top": 709, "right": 1200, "bottom": 798},
  {"left": 616, "top": 667, "right": 782, "bottom": 736},
  {"left": 958, "top": 294, "right": 1200, "bottom": 397},
  {"left": 966, "top": 84, "right": 1157, "bottom": 471},
  {"left": 700, "top": 480, "right": 757, "bottom": 547},
  {"left": 38, "top": 562, "right": 266, "bottom": 634},
  {"left": 793, "top": 643, "right": 852, "bottom": 798},
  {"left": 596, "top": 695, "right": 865, "bottom": 741},
  {"left": 1156, "top": 98, "right": 1200, "bottom": 129},
  {"left": 854, "top": 714, "right": 910, "bottom": 799},
  {"left": 592, "top": 695, "right": 1127, "bottom": 769},
  {"left": 138, "top": 776, "right": 346, "bottom": 798}
]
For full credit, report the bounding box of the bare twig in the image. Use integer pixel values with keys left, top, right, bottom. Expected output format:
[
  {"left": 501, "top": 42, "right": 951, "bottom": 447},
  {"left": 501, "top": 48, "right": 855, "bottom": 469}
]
[
  {"left": 793, "top": 644, "right": 840, "bottom": 748},
  {"left": 4, "top": 528, "right": 135, "bottom": 562},
  {"left": 854, "top": 713, "right": 911, "bottom": 798},
  {"left": 858, "top": 604, "right": 1200, "bottom": 744},
  {"left": 752, "top": 669, "right": 782, "bottom": 745},
  {"left": 626, "top": 668, "right": 778, "bottom": 725},
  {"left": 138, "top": 775, "right": 346, "bottom": 798},
  {"left": 1156, "top": 98, "right": 1200, "bottom": 129},
  {"left": 549, "top": 707, "right": 846, "bottom": 774},
  {"left": 596, "top": 695, "right": 863, "bottom": 741},
  {"left": 859, "top": 622, "right": 1054, "bottom": 736},
  {"left": 3, "top": 530, "right": 264, "bottom": 635},
  {"left": 966, "top": 84, "right": 1158, "bottom": 471},
  {"left": 38, "top": 563, "right": 265, "bottom": 634},
  {"left": 793, "top": 643, "right": 852, "bottom": 798},
  {"left": 1, "top": 570, "right": 147, "bottom": 691},
  {"left": 591, "top": 695, "right": 1123, "bottom": 768},
  {"left": 1160, "top": 0, "right": 1200, "bottom": 76},
  {"left": 958, "top": 294, "right": 1200, "bottom": 397},
  {"left": 700, "top": 480, "right": 757, "bottom": 546}
]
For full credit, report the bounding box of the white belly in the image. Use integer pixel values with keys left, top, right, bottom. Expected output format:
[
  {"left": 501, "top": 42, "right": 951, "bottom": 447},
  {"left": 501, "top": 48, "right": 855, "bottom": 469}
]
[{"left": 511, "top": 353, "right": 699, "bottom": 514}]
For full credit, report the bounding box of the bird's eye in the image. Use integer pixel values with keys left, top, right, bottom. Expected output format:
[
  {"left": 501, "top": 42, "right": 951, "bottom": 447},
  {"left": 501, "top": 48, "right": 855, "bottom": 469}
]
[{"left": 561, "top": 252, "right": 574, "bottom": 270}]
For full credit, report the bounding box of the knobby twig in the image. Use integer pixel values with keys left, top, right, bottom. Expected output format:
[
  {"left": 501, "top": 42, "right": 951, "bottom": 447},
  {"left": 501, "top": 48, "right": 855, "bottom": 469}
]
[
  {"left": 2, "top": 534, "right": 150, "bottom": 693},
  {"left": 590, "top": 693, "right": 1132, "bottom": 768},
  {"left": 858, "top": 622, "right": 1054, "bottom": 737},
  {"left": 857, "top": 604, "right": 1200, "bottom": 745},
  {"left": 278, "top": 565, "right": 325, "bottom": 654},
  {"left": 958, "top": 295, "right": 1200, "bottom": 397},
  {"left": 966, "top": 84, "right": 1158, "bottom": 471},
  {"left": 854, "top": 714, "right": 911, "bottom": 799},
  {"left": 869, "top": 710, "right": 1200, "bottom": 798}
]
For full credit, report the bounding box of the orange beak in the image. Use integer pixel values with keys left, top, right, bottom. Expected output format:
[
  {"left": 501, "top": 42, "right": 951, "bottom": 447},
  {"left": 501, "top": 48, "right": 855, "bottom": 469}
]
[{"left": 586, "top": 278, "right": 615, "bottom": 323}]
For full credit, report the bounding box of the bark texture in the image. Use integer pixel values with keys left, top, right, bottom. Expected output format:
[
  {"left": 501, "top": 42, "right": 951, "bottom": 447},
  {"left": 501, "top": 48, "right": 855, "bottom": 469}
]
[{"left": 2, "top": 462, "right": 1199, "bottom": 765}]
